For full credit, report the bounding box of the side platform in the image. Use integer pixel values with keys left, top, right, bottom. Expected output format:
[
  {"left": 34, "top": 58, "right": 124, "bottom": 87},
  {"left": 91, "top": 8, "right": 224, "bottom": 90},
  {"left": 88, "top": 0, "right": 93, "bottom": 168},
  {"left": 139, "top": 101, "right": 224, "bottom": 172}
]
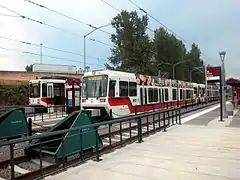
[{"left": 46, "top": 103, "right": 240, "bottom": 180}]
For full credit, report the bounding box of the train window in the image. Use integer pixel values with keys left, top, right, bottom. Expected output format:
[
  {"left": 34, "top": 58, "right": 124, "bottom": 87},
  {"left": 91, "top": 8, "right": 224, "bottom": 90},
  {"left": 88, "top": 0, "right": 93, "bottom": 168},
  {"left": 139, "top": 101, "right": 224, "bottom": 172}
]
[
  {"left": 162, "top": 89, "right": 164, "bottom": 102},
  {"left": 190, "top": 90, "right": 193, "bottom": 99},
  {"left": 183, "top": 90, "right": 186, "bottom": 100},
  {"left": 129, "top": 82, "right": 137, "bottom": 96},
  {"left": 159, "top": 89, "right": 162, "bottom": 102},
  {"left": 164, "top": 89, "right": 169, "bottom": 101},
  {"left": 180, "top": 89, "right": 183, "bottom": 100},
  {"left": 119, "top": 81, "right": 128, "bottom": 97},
  {"left": 154, "top": 88, "right": 158, "bottom": 102},
  {"left": 186, "top": 90, "right": 191, "bottom": 99},
  {"left": 109, "top": 80, "right": 116, "bottom": 97},
  {"left": 194, "top": 87, "right": 197, "bottom": 94},
  {"left": 140, "top": 87, "right": 144, "bottom": 105},
  {"left": 29, "top": 83, "right": 40, "bottom": 98},
  {"left": 172, "top": 89, "right": 177, "bottom": 101},
  {"left": 148, "top": 88, "right": 154, "bottom": 103},
  {"left": 144, "top": 88, "right": 147, "bottom": 104},
  {"left": 47, "top": 85, "right": 53, "bottom": 98},
  {"left": 42, "top": 83, "right": 47, "bottom": 97}
]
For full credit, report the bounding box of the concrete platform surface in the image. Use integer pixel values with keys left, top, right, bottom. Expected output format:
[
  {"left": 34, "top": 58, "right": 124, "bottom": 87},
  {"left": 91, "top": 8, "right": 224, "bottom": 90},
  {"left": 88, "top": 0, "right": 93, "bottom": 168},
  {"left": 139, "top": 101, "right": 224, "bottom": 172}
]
[{"left": 46, "top": 104, "right": 240, "bottom": 180}]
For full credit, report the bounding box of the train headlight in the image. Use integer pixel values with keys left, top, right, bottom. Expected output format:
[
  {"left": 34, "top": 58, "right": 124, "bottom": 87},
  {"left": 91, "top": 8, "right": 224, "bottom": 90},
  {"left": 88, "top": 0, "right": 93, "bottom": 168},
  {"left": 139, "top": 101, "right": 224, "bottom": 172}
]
[{"left": 99, "top": 98, "right": 106, "bottom": 103}]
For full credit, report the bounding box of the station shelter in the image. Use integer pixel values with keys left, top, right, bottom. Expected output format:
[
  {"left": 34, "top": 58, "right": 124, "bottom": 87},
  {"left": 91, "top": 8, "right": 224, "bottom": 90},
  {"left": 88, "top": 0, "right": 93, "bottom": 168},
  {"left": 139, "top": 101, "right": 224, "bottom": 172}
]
[{"left": 226, "top": 77, "right": 240, "bottom": 109}]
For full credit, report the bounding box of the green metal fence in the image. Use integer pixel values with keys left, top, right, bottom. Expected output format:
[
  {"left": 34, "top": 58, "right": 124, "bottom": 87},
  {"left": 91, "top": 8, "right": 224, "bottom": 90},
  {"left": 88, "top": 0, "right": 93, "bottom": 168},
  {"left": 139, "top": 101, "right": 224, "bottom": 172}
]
[{"left": 0, "top": 107, "right": 181, "bottom": 180}]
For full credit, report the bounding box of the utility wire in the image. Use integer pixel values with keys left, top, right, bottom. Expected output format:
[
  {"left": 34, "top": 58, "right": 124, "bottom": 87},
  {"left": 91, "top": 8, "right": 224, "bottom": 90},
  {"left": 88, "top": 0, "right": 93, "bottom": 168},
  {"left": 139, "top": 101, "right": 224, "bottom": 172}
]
[
  {"left": 89, "top": 38, "right": 113, "bottom": 48},
  {"left": 0, "top": 46, "right": 105, "bottom": 67},
  {"left": 101, "top": 0, "right": 121, "bottom": 12},
  {"left": 0, "top": 4, "right": 84, "bottom": 37},
  {"left": 23, "top": 0, "right": 112, "bottom": 35},
  {"left": 0, "top": 35, "right": 107, "bottom": 61},
  {"left": 0, "top": 13, "right": 20, "bottom": 18},
  {"left": 126, "top": 0, "right": 188, "bottom": 44},
  {"left": 101, "top": 0, "right": 207, "bottom": 62},
  {"left": 101, "top": 0, "right": 154, "bottom": 33}
]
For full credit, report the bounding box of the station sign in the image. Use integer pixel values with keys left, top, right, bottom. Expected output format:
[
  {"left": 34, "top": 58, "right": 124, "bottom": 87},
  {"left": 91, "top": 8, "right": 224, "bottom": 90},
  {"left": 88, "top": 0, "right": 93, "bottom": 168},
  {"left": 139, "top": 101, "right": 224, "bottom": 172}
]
[{"left": 206, "top": 66, "right": 221, "bottom": 81}]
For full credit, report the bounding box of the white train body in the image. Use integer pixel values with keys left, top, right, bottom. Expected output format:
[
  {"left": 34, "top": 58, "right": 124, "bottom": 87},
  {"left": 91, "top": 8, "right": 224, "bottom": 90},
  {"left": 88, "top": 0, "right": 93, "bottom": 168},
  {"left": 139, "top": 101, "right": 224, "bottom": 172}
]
[{"left": 81, "top": 70, "right": 219, "bottom": 120}]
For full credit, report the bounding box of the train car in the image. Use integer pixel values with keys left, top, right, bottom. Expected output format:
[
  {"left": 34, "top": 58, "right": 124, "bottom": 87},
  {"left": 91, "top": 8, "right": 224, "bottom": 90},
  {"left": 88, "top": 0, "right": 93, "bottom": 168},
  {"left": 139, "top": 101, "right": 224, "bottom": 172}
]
[
  {"left": 81, "top": 69, "right": 219, "bottom": 120},
  {"left": 29, "top": 76, "right": 81, "bottom": 112}
]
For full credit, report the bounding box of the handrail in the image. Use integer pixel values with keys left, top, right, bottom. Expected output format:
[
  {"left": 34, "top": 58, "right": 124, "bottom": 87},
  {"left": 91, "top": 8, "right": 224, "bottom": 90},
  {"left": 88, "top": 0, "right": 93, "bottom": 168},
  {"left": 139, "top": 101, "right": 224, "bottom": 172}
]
[{"left": 0, "top": 107, "right": 181, "bottom": 146}]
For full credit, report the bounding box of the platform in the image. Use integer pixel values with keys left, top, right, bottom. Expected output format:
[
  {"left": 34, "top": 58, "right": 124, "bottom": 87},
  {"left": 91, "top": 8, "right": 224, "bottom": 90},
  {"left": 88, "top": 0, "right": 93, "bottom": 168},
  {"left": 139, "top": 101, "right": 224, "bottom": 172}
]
[{"left": 46, "top": 103, "right": 240, "bottom": 180}]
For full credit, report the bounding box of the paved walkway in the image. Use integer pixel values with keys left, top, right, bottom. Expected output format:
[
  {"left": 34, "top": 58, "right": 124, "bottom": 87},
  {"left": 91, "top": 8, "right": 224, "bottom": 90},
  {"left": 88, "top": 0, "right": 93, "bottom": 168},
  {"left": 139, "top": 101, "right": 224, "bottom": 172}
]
[{"left": 46, "top": 104, "right": 240, "bottom": 180}]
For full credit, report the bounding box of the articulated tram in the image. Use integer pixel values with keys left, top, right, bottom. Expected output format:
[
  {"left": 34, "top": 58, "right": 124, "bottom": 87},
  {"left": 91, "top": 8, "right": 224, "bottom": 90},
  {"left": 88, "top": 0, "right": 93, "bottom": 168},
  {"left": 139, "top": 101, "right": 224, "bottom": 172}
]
[{"left": 81, "top": 70, "right": 219, "bottom": 120}]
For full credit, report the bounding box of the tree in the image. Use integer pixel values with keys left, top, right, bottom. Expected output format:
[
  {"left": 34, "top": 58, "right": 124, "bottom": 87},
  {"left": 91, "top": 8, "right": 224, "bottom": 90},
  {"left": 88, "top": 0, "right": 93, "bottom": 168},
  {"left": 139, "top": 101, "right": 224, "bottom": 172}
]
[
  {"left": 106, "top": 10, "right": 153, "bottom": 75},
  {"left": 25, "top": 64, "right": 33, "bottom": 72},
  {"left": 153, "top": 27, "right": 187, "bottom": 79},
  {"left": 186, "top": 43, "right": 204, "bottom": 83}
]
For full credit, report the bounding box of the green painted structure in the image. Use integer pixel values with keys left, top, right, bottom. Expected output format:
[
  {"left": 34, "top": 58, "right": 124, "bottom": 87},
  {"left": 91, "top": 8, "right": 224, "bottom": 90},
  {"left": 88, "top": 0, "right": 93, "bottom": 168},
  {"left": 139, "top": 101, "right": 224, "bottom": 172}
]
[
  {"left": 25, "top": 110, "right": 103, "bottom": 159},
  {"left": 0, "top": 108, "right": 29, "bottom": 140}
]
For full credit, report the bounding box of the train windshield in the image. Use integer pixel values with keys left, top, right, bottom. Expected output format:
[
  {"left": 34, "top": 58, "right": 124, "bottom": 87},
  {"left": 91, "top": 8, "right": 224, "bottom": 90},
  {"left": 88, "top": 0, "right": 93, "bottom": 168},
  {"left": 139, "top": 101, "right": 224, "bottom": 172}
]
[
  {"left": 82, "top": 75, "right": 108, "bottom": 98},
  {"left": 29, "top": 83, "right": 40, "bottom": 98}
]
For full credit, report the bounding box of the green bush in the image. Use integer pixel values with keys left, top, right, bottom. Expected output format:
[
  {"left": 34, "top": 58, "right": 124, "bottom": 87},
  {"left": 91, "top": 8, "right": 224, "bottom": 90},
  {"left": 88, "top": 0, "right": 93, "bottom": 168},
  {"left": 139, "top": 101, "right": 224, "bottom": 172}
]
[{"left": 0, "top": 85, "right": 29, "bottom": 106}]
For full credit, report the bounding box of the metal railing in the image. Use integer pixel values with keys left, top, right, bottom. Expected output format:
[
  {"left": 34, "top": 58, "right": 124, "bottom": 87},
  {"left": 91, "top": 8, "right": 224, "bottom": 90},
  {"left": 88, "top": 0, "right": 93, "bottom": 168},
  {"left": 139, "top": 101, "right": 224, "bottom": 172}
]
[
  {"left": 0, "top": 107, "right": 181, "bottom": 180},
  {"left": 0, "top": 105, "right": 68, "bottom": 121}
]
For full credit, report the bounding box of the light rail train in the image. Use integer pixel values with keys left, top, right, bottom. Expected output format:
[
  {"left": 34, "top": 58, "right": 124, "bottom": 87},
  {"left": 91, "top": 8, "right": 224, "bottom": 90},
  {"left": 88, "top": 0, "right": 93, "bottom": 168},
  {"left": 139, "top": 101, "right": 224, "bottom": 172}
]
[
  {"left": 28, "top": 76, "right": 81, "bottom": 112},
  {"left": 81, "top": 69, "right": 219, "bottom": 120}
]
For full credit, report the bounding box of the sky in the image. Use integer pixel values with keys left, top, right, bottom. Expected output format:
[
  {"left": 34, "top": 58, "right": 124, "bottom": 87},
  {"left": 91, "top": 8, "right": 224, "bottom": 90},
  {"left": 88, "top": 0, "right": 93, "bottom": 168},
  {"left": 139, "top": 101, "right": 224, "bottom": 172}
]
[{"left": 0, "top": 0, "right": 239, "bottom": 77}]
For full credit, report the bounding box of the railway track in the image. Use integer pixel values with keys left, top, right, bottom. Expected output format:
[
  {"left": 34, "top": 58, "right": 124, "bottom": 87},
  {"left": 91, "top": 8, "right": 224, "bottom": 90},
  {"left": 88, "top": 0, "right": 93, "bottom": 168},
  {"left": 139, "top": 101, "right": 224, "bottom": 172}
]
[
  {"left": 31, "top": 101, "right": 217, "bottom": 133},
  {"left": 0, "top": 101, "right": 218, "bottom": 180}
]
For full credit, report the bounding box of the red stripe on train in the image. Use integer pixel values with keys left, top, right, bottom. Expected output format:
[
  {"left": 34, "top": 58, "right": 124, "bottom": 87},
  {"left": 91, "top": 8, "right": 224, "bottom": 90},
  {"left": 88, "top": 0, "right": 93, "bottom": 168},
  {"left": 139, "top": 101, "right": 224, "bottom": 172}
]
[
  {"left": 108, "top": 97, "right": 194, "bottom": 114},
  {"left": 41, "top": 98, "right": 54, "bottom": 105}
]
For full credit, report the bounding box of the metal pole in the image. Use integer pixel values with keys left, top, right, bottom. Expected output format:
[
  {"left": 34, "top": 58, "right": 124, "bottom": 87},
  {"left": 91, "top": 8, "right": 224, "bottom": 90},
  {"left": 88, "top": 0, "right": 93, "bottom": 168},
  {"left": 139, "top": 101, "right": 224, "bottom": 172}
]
[
  {"left": 222, "top": 59, "right": 228, "bottom": 118},
  {"left": 219, "top": 66, "right": 223, "bottom": 121},
  {"left": 190, "top": 70, "right": 192, "bottom": 82},
  {"left": 83, "top": 36, "right": 86, "bottom": 72},
  {"left": 219, "top": 51, "right": 227, "bottom": 118},
  {"left": 172, "top": 65, "right": 175, "bottom": 79},
  {"left": 40, "top": 43, "right": 43, "bottom": 64},
  {"left": 204, "top": 64, "right": 208, "bottom": 103},
  {"left": 83, "top": 23, "right": 111, "bottom": 72},
  {"left": 172, "top": 59, "right": 192, "bottom": 79}
]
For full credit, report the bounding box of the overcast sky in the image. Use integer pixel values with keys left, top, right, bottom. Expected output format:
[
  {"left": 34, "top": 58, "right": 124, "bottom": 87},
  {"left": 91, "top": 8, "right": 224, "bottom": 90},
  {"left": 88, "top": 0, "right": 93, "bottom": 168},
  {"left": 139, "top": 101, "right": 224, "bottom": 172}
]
[{"left": 0, "top": 0, "right": 239, "bottom": 77}]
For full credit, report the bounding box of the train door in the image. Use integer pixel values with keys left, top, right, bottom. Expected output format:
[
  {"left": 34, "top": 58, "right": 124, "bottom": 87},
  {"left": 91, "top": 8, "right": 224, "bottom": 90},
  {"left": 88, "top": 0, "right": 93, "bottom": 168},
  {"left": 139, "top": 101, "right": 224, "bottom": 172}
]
[{"left": 53, "top": 83, "right": 65, "bottom": 106}]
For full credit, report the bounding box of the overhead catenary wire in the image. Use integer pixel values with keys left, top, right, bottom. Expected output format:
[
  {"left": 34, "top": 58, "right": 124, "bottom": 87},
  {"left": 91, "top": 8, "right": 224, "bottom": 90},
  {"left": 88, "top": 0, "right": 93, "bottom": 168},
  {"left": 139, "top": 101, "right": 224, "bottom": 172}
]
[
  {"left": 101, "top": 0, "right": 154, "bottom": 33},
  {"left": 0, "top": 35, "right": 107, "bottom": 61},
  {"left": 102, "top": 0, "right": 212, "bottom": 62},
  {"left": 0, "top": 13, "right": 20, "bottom": 17},
  {"left": 125, "top": 0, "right": 215, "bottom": 63},
  {"left": 125, "top": 0, "right": 188, "bottom": 44},
  {"left": 89, "top": 38, "right": 113, "bottom": 48},
  {"left": 0, "top": 4, "right": 84, "bottom": 37},
  {"left": 0, "top": 46, "right": 105, "bottom": 67},
  {"left": 22, "top": 0, "right": 112, "bottom": 36}
]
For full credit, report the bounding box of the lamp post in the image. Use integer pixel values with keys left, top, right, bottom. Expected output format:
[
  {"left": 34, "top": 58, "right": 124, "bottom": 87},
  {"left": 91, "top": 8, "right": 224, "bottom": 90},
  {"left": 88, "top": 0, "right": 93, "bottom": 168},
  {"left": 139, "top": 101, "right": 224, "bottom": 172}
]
[
  {"left": 172, "top": 59, "right": 191, "bottom": 79},
  {"left": 204, "top": 62, "right": 208, "bottom": 103},
  {"left": 219, "top": 51, "right": 227, "bottom": 118},
  {"left": 190, "top": 66, "right": 204, "bottom": 83},
  {"left": 157, "top": 62, "right": 172, "bottom": 77},
  {"left": 83, "top": 23, "right": 111, "bottom": 72}
]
